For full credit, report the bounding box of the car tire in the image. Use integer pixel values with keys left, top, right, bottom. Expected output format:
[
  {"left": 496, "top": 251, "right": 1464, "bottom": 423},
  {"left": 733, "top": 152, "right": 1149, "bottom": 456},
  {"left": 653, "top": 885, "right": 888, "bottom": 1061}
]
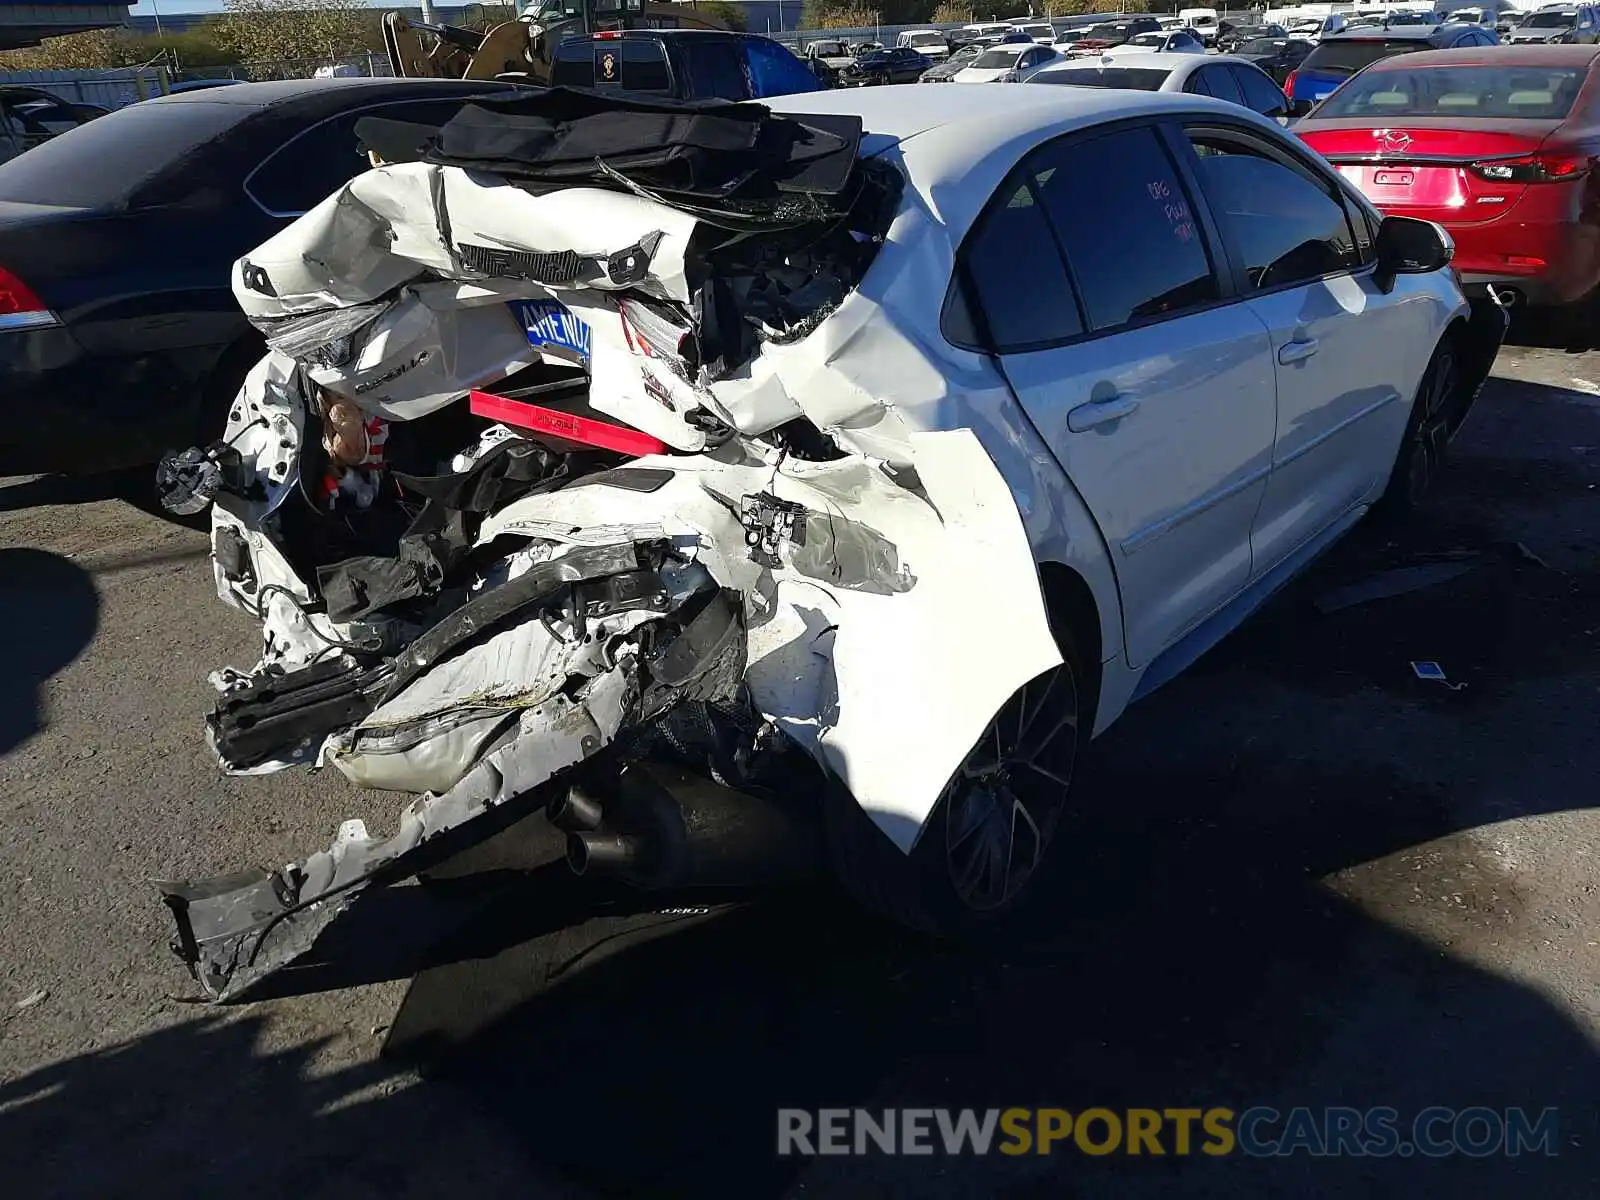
[
  {"left": 1377, "top": 330, "right": 1461, "bottom": 516},
  {"left": 825, "top": 617, "right": 1087, "bottom": 936},
  {"left": 195, "top": 332, "right": 265, "bottom": 445}
]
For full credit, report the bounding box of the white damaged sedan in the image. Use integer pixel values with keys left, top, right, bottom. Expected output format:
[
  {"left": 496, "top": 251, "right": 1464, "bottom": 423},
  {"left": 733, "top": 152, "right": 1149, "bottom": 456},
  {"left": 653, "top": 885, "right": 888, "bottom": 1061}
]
[{"left": 154, "top": 84, "right": 1502, "bottom": 998}]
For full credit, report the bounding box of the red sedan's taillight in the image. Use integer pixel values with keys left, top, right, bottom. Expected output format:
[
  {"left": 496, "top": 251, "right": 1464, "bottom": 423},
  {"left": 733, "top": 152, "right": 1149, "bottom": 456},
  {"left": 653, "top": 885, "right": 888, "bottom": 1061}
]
[
  {"left": 1282, "top": 69, "right": 1298, "bottom": 97},
  {"left": 0, "top": 264, "right": 57, "bottom": 331},
  {"left": 1468, "top": 153, "right": 1591, "bottom": 184}
]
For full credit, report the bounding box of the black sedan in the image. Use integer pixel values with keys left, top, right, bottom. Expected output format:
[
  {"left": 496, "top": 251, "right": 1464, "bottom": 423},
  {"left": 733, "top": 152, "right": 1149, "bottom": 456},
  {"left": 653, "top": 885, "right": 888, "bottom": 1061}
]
[
  {"left": 0, "top": 76, "right": 517, "bottom": 475},
  {"left": 1229, "top": 36, "right": 1315, "bottom": 85},
  {"left": 840, "top": 46, "right": 932, "bottom": 85},
  {"left": 1217, "top": 22, "right": 1288, "bottom": 52}
]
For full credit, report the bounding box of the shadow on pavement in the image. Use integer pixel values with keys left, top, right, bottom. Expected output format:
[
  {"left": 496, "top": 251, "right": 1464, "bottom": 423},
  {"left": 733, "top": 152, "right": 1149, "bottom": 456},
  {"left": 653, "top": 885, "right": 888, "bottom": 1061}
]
[
  {"left": 0, "top": 467, "right": 195, "bottom": 527},
  {"left": 2, "top": 369, "right": 1595, "bottom": 1197},
  {"left": 1, "top": 742, "right": 1594, "bottom": 1199},
  {"left": 0, "top": 548, "right": 99, "bottom": 756}
]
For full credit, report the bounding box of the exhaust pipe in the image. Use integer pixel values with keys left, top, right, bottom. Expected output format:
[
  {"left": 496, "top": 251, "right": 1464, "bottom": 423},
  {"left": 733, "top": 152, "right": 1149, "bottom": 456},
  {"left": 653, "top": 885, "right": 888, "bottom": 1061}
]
[
  {"left": 547, "top": 783, "right": 605, "bottom": 833},
  {"left": 562, "top": 762, "right": 820, "bottom": 889},
  {"left": 1486, "top": 284, "right": 1523, "bottom": 309}
]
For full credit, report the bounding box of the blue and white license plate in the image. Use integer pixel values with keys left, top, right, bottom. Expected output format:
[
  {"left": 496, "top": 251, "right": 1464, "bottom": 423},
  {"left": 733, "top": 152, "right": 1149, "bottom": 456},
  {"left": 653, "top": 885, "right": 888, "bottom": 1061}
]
[{"left": 509, "top": 299, "right": 592, "bottom": 365}]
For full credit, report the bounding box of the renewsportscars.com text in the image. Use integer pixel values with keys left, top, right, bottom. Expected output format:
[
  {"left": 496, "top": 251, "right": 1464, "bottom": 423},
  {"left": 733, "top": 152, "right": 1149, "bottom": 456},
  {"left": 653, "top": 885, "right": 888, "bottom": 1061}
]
[{"left": 777, "top": 1106, "right": 1559, "bottom": 1158}]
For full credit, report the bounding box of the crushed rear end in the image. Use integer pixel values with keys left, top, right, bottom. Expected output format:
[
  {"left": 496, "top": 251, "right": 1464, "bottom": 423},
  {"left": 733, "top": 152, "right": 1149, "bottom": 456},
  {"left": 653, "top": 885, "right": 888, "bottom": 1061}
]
[{"left": 153, "top": 88, "right": 1061, "bottom": 999}]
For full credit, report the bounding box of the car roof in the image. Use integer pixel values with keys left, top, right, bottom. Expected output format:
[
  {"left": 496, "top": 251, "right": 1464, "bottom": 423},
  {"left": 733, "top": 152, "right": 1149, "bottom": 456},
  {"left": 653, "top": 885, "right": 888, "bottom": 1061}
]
[
  {"left": 766, "top": 81, "right": 1265, "bottom": 237},
  {"left": 141, "top": 76, "right": 513, "bottom": 108},
  {"left": 1322, "top": 22, "right": 1478, "bottom": 39},
  {"left": 1361, "top": 41, "right": 1600, "bottom": 67},
  {"left": 1041, "top": 50, "right": 1212, "bottom": 72}
]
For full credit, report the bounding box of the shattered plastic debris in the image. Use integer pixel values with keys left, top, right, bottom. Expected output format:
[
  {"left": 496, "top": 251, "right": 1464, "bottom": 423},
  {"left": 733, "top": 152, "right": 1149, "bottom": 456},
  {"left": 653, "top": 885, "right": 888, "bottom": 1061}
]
[{"left": 1411, "top": 661, "right": 1468, "bottom": 691}]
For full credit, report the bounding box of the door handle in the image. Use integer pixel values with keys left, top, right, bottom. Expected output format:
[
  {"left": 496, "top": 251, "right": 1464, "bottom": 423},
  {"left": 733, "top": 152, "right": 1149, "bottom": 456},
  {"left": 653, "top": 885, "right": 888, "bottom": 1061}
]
[
  {"left": 1067, "top": 393, "right": 1140, "bottom": 432},
  {"left": 1278, "top": 337, "right": 1319, "bottom": 364}
]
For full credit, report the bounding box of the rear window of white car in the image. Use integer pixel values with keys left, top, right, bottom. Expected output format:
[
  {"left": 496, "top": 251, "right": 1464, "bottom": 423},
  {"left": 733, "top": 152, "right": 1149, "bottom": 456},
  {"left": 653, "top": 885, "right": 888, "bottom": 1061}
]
[
  {"left": 1032, "top": 67, "right": 1171, "bottom": 90},
  {"left": 952, "top": 125, "right": 1220, "bottom": 347},
  {"left": 1313, "top": 64, "right": 1587, "bottom": 118}
]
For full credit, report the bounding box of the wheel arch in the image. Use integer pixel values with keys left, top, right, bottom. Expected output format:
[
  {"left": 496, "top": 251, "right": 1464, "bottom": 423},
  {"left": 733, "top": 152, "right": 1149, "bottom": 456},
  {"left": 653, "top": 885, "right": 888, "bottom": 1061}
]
[
  {"left": 197, "top": 327, "right": 267, "bottom": 437},
  {"left": 1037, "top": 558, "right": 1104, "bottom": 732}
]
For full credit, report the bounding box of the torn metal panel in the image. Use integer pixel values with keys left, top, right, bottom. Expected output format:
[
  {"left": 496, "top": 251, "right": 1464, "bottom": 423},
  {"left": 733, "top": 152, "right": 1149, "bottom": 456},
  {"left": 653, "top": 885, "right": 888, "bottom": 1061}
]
[
  {"left": 475, "top": 431, "right": 1058, "bottom": 850},
  {"left": 234, "top": 164, "right": 698, "bottom": 319},
  {"left": 163, "top": 659, "right": 639, "bottom": 1001},
  {"left": 158, "top": 89, "right": 1084, "bottom": 1001}
]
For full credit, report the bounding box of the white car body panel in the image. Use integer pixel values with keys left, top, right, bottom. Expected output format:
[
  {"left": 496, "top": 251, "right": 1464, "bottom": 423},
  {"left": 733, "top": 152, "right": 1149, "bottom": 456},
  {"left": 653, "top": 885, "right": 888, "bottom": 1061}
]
[
  {"left": 953, "top": 46, "right": 1061, "bottom": 82},
  {"left": 1104, "top": 33, "right": 1208, "bottom": 55},
  {"left": 999, "top": 310, "right": 1278, "bottom": 666},
  {"left": 898, "top": 30, "right": 951, "bottom": 59},
  {"left": 215, "top": 85, "right": 1473, "bottom": 853},
  {"left": 1245, "top": 280, "right": 1450, "bottom": 575},
  {"left": 1033, "top": 51, "right": 1266, "bottom": 95}
]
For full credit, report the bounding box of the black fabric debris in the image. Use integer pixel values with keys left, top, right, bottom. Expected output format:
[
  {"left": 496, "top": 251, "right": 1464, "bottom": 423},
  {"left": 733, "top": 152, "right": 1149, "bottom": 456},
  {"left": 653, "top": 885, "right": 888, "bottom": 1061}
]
[{"left": 424, "top": 87, "right": 861, "bottom": 202}]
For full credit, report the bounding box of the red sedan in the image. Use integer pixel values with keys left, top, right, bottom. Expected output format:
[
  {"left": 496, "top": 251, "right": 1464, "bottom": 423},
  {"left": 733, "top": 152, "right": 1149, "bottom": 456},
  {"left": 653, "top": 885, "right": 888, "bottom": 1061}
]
[{"left": 1295, "top": 45, "right": 1600, "bottom": 313}]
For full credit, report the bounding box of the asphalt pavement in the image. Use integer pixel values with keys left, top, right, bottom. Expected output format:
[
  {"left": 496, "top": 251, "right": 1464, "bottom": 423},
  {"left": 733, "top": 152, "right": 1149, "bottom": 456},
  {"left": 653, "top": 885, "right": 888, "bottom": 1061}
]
[{"left": 0, "top": 327, "right": 1596, "bottom": 1199}]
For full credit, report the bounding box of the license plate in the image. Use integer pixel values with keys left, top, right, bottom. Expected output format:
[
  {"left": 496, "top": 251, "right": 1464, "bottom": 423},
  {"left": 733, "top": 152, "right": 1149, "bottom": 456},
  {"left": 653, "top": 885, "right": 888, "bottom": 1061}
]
[
  {"left": 1374, "top": 170, "right": 1415, "bottom": 186},
  {"left": 509, "top": 299, "right": 592, "bottom": 365}
]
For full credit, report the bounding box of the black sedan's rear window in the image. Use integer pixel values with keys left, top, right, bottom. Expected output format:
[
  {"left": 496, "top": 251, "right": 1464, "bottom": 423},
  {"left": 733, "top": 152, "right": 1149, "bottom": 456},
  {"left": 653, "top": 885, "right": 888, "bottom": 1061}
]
[
  {"left": 0, "top": 99, "right": 247, "bottom": 209},
  {"left": 1301, "top": 37, "right": 1429, "bottom": 77}
]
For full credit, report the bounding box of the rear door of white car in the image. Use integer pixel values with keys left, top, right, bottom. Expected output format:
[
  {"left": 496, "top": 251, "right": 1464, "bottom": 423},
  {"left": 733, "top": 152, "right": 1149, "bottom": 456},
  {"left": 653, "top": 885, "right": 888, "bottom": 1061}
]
[
  {"left": 1168, "top": 119, "right": 1428, "bottom": 577},
  {"left": 951, "top": 121, "right": 1278, "bottom": 667}
]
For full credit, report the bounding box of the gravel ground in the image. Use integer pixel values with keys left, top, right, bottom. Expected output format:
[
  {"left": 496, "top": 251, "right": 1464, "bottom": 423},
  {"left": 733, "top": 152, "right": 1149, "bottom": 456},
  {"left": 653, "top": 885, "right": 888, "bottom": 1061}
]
[{"left": 0, "top": 333, "right": 1596, "bottom": 1199}]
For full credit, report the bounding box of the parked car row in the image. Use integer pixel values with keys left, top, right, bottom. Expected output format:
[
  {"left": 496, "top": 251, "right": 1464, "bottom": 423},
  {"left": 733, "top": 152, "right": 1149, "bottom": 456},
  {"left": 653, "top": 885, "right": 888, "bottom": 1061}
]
[{"left": 8, "top": 28, "right": 1598, "bottom": 484}]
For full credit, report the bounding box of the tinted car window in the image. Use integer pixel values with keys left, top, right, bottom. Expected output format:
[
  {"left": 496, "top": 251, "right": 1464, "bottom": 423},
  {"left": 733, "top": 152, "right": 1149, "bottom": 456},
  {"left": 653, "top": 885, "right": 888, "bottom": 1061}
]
[
  {"left": 1188, "top": 135, "right": 1360, "bottom": 289},
  {"left": 249, "top": 98, "right": 482, "bottom": 216},
  {"left": 956, "top": 177, "right": 1084, "bottom": 349},
  {"left": 1300, "top": 37, "right": 1427, "bottom": 77},
  {"left": 1314, "top": 64, "right": 1585, "bottom": 118},
  {"left": 1231, "top": 64, "right": 1290, "bottom": 114},
  {"left": 0, "top": 99, "right": 246, "bottom": 208},
  {"left": 552, "top": 37, "right": 596, "bottom": 86},
  {"left": 622, "top": 41, "right": 672, "bottom": 91},
  {"left": 677, "top": 36, "right": 749, "bottom": 100},
  {"left": 1034, "top": 127, "right": 1219, "bottom": 330},
  {"left": 1199, "top": 64, "right": 1246, "bottom": 104}
]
